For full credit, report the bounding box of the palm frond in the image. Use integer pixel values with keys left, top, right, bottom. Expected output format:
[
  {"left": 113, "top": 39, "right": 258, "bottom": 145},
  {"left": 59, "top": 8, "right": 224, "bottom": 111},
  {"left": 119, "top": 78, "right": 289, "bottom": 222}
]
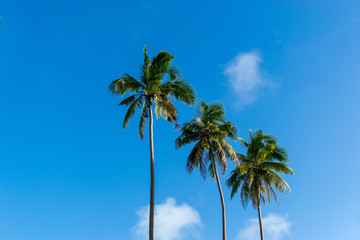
[
  {"left": 186, "top": 141, "right": 206, "bottom": 178},
  {"left": 206, "top": 151, "right": 217, "bottom": 179},
  {"left": 272, "top": 146, "right": 289, "bottom": 162},
  {"left": 138, "top": 105, "right": 149, "bottom": 140},
  {"left": 219, "top": 139, "right": 238, "bottom": 164},
  {"left": 236, "top": 153, "right": 252, "bottom": 163},
  {"left": 257, "top": 142, "right": 276, "bottom": 162},
  {"left": 269, "top": 184, "right": 279, "bottom": 206},
  {"left": 260, "top": 162, "right": 294, "bottom": 175},
  {"left": 227, "top": 168, "right": 248, "bottom": 199},
  {"left": 160, "top": 79, "right": 196, "bottom": 105},
  {"left": 154, "top": 95, "right": 177, "bottom": 122},
  {"left": 119, "top": 94, "right": 137, "bottom": 106},
  {"left": 207, "top": 102, "right": 225, "bottom": 123},
  {"left": 240, "top": 175, "right": 252, "bottom": 208},
  {"left": 238, "top": 137, "right": 249, "bottom": 147},
  {"left": 266, "top": 170, "right": 291, "bottom": 193},
  {"left": 122, "top": 96, "right": 144, "bottom": 129},
  {"left": 166, "top": 65, "right": 181, "bottom": 80},
  {"left": 217, "top": 121, "right": 237, "bottom": 139},
  {"left": 109, "top": 74, "right": 143, "bottom": 96},
  {"left": 150, "top": 50, "right": 173, "bottom": 79},
  {"left": 211, "top": 140, "right": 227, "bottom": 175}
]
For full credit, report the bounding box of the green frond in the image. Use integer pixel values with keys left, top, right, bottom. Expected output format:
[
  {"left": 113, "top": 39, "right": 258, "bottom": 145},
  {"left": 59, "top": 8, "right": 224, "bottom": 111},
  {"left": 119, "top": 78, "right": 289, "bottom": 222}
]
[
  {"left": 260, "top": 162, "right": 294, "bottom": 175},
  {"left": 149, "top": 50, "right": 174, "bottom": 79},
  {"left": 217, "top": 121, "right": 237, "bottom": 139},
  {"left": 138, "top": 106, "right": 149, "bottom": 140},
  {"left": 272, "top": 146, "right": 289, "bottom": 162},
  {"left": 266, "top": 170, "right": 291, "bottom": 193},
  {"left": 109, "top": 73, "right": 143, "bottom": 96},
  {"left": 143, "top": 46, "right": 150, "bottom": 66},
  {"left": 175, "top": 130, "right": 201, "bottom": 149},
  {"left": 147, "top": 79, "right": 162, "bottom": 93},
  {"left": 198, "top": 100, "right": 209, "bottom": 117},
  {"left": 229, "top": 178, "right": 241, "bottom": 198},
  {"left": 186, "top": 141, "right": 206, "bottom": 178},
  {"left": 262, "top": 133, "right": 277, "bottom": 145},
  {"left": 236, "top": 153, "right": 252, "bottom": 163},
  {"left": 240, "top": 175, "right": 252, "bottom": 208},
  {"left": 151, "top": 50, "right": 173, "bottom": 68},
  {"left": 227, "top": 172, "right": 247, "bottom": 199},
  {"left": 238, "top": 162, "right": 253, "bottom": 175},
  {"left": 265, "top": 183, "right": 271, "bottom": 204},
  {"left": 119, "top": 95, "right": 137, "bottom": 106},
  {"left": 175, "top": 119, "right": 205, "bottom": 149},
  {"left": 193, "top": 117, "right": 204, "bottom": 127},
  {"left": 268, "top": 185, "right": 279, "bottom": 206},
  {"left": 257, "top": 143, "right": 277, "bottom": 162},
  {"left": 166, "top": 65, "right": 181, "bottom": 80},
  {"left": 206, "top": 151, "right": 217, "bottom": 179},
  {"left": 122, "top": 96, "right": 144, "bottom": 129},
  {"left": 140, "top": 46, "right": 151, "bottom": 85},
  {"left": 160, "top": 79, "right": 196, "bottom": 105},
  {"left": 154, "top": 95, "right": 177, "bottom": 122},
  {"left": 238, "top": 137, "right": 249, "bottom": 147},
  {"left": 207, "top": 102, "right": 225, "bottom": 123}
]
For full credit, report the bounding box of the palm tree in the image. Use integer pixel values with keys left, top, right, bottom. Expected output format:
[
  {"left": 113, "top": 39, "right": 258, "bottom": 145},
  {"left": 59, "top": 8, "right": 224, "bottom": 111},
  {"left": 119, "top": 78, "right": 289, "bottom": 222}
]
[
  {"left": 175, "top": 100, "right": 238, "bottom": 240},
  {"left": 109, "top": 46, "right": 196, "bottom": 240},
  {"left": 226, "top": 130, "right": 294, "bottom": 240}
]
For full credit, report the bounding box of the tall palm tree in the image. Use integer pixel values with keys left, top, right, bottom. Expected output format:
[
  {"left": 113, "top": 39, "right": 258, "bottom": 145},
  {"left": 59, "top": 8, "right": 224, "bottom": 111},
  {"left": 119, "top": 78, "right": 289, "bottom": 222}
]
[
  {"left": 109, "top": 46, "right": 195, "bottom": 240},
  {"left": 227, "top": 130, "right": 294, "bottom": 240},
  {"left": 175, "top": 100, "right": 238, "bottom": 240}
]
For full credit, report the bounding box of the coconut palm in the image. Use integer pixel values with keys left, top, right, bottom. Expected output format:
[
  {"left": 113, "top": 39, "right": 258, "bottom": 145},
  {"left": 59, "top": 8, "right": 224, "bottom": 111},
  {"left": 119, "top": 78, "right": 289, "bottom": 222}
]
[
  {"left": 175, "top": 100, "right": 238, "bottom": 240},
  {"left": 109, "top": 46, "right": 195, "bottom": 240},
  {"left": 227, "top": 129, "right": 294, "bottom": 240}
]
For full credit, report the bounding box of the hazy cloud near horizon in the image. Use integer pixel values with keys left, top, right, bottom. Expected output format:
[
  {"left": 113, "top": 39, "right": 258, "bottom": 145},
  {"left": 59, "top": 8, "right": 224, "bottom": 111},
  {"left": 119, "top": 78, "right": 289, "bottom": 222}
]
[
  {"left": 236, "top": 213, "right": 291, "bottom": 240},
  {"left": 132, "top": 198, "right": 202, "bottom": 240},
  {"left": 132, "top": 199, "right": 291, "bottom": 240},
  {"left": 223, "top": 51, "right": 274, "bottom": 107}
]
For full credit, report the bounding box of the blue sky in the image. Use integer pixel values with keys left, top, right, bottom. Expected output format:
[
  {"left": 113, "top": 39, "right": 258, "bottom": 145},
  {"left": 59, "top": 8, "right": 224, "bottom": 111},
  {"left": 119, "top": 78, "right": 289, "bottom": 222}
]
[{"left": 1, "top": 0, "right": 360, "bottom": 239}]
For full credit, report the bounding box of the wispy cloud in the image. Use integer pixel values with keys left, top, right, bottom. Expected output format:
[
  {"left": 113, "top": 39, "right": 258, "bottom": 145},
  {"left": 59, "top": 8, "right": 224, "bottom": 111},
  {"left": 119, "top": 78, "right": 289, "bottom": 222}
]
[
  {"left": 223, "top": 51, "right": 273, "bottom": 107},
  {"left": 132, "top": 198, "right": 202, "bottom": 240},
  {"left": 236, "top": 213, "right": 291, "bottom": 240}
]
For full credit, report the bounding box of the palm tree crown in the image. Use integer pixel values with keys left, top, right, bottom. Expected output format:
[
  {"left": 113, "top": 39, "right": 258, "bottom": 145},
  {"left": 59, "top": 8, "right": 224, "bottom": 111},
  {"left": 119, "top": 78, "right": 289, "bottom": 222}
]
[
  {"left": 175, "top": 100, "right": 238, "bottom": 178},
  {"left": 109, "top": 46, "right": 196, "bottom": 139},
  {"left": 227, "top": 129, "right": 294, "bottom": 208}
]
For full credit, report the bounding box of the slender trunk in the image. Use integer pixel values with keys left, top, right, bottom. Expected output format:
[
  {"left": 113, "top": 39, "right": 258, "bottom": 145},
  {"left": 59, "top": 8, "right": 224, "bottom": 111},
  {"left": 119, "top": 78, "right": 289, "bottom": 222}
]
[
  {"left": 257, "top": 199, "right": 264, "bottom": 240},
  {"left": 149, "top": 104, "right": 155, "bottom": 240},
  {"left": 213, "top": 161, "right": 227, "bottom": 240}
]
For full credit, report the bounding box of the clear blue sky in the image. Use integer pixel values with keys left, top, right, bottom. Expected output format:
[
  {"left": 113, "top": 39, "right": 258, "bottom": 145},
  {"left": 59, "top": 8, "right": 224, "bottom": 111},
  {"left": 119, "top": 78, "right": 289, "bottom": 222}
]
[{"left": 1, "top": 0, "right": 360, "bottom": 239}]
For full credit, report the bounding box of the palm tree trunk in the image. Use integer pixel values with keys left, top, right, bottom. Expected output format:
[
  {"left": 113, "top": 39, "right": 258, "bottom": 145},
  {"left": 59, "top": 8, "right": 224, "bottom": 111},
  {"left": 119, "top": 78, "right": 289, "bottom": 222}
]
[
  {"left": 149, "top": 104, "right": 155, "bottom": 240},
  {"left": 214, "top": 161, "right": 227, "bottom": 240},
  {"left": 257, "top": 200, "right": 264, "bottom": 240}
]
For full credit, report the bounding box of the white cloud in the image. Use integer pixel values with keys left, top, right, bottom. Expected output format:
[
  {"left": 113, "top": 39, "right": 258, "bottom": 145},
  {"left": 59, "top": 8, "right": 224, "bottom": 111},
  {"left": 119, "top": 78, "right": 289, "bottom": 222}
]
[
  {"left": 237, "top": 213, "right": 291, "bottom": 240},
  {"left": 223, "top": 51, "right": 272, "bottom": 107},
  {"left": 132, "top": 198, "right": 202, "bottom": 240}
]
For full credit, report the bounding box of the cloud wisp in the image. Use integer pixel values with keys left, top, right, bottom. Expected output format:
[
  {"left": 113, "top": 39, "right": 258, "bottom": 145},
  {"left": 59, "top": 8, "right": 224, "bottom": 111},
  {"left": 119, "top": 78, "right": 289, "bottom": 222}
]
[
  {"left": 223, "top": 51, "right": 273, "bottom": 107},
  {"left": 236, "top": 213, "right": 291, "bottom": 240},
  {"left": 132, "top": 198, "right": 202, "bottom": 240}
]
